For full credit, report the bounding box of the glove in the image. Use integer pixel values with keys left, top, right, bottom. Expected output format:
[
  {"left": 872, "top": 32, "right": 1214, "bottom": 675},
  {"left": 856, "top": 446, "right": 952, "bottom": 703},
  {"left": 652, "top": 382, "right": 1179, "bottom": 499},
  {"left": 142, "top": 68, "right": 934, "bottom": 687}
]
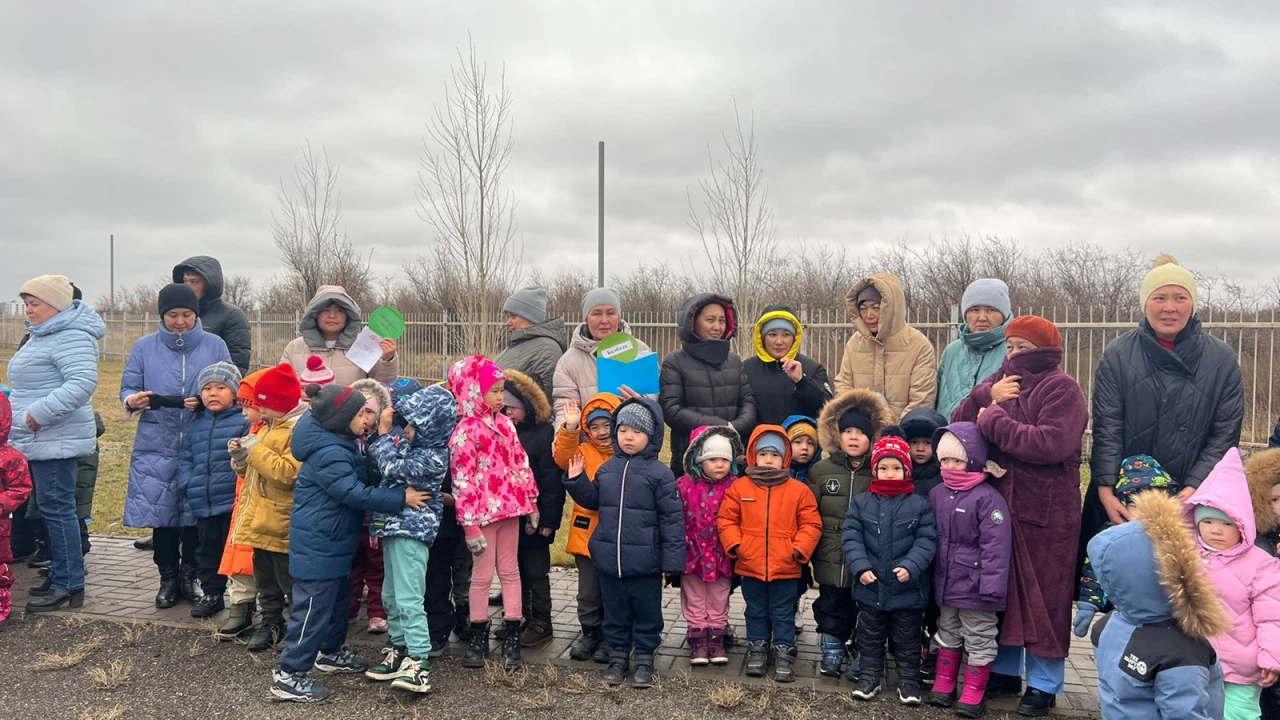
[
  {"left": 1073, "top": 601, "right": 1099, "bottom": 637},
  {"left": 466, "top": 534, "right": 488, "bottom": 556}
]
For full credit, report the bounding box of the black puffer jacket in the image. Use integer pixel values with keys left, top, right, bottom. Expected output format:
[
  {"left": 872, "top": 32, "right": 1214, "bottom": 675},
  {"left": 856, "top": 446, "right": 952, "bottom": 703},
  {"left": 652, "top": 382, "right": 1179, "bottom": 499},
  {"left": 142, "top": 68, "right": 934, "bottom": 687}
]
[
  {"left": 659, "top": 293, "right": 757, "bottom": 477},
  {"left": 173, "top": 256, "right": 252, "bottom": 374},
  {"left": 1270, "top": 415, "right": 1280, "bottom": 448},
  {"left": 504, "top": 369, "right": 566, "bottom": 545},
  {"left": 841, "top": 490, "right": 937, "bottom": 611},
  {"left": 742, "top": 305, "right": 832, "bottom": 426}
]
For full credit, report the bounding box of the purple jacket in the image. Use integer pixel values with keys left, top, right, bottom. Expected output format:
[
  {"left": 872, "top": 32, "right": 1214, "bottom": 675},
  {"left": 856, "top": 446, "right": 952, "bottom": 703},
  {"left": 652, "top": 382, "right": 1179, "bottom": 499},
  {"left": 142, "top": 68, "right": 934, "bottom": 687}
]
[{"left": 929, "top": 480, "right": 1012, "bottom": 612}]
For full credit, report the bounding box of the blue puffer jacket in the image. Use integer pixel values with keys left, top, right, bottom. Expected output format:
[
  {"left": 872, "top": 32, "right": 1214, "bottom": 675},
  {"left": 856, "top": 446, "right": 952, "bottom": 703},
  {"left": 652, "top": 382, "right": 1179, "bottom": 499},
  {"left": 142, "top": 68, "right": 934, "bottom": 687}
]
[
  {"left": 935, "top": 321, "right": 1007, "bottom": 418},
  {"left": 288, "top": 411, "right": 406, "bottom": 580},
  {"left": 6, "top": 301, "right": 105, "bottom": 462},
  {"left": 563, "top": 397, "right": 684, "bottom": 578},
  {"left": 841, "top": 490, "right": 937, "bottom": 610},
  {"left": 367, "top": 386, "right": 455, "bottom": 544},
  {"left": 178, "top": 406, "right": 249, "bottom": 519},
  {"left": 120, "top": 321, "right": 230, "bottom": 528}
]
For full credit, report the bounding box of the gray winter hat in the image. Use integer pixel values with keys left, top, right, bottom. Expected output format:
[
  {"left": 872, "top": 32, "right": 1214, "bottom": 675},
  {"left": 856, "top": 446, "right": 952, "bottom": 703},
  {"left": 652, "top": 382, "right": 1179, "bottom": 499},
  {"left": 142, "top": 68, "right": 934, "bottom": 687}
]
[
  {"left": 196, "top": 361, "right": 242, "bottom": 391},
  {"left": 615, "top": 402, "right": 656, "bottom": 437},
  {"left": 502, "top": 285, "right": 547, "bottom": 324},
  {"left": 961, "top": 279, "right": 1012, "bottom": 321},
  {"left": 581, "top": 287, "right": 622, "bottom": 319}
]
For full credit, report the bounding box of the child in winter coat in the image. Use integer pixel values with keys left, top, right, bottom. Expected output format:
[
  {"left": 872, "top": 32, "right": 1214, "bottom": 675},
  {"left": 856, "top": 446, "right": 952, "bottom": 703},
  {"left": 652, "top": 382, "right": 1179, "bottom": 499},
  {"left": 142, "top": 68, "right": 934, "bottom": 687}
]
[
  {"left": 362, "top": 385, "right": 455, "bottom": 694},
  {"left": 270, "top": 384, "right": 431, "bottom": 703},
  {"left": 676, "top": 425, "right": 745, "bottom": 667},
  {"left": 502, "top": 369, "right": 566, "bottom": 649},
  {"left": 924, "top": 422, "right": 1012, "bottom": 717},
  {"left": 229, "top": 362, "right": 305, "bottom": 654},
  {"left": 784, "top": 415, "right": 821, "bottom": 482},
  {"left": 718, "top": 425, "right": 822, "bottom": 684},
  {"left": 445, "top": 356, "right": 540, "bottom": 671},
  {"left": 1185, "top": 448, "right": 1280, "bottom": 720},
  {"left": 0, "top": 391, "right": 33, "bottom": 628},
  {"left": 348, "top": 378, "right": 391, "bottom": 634},
  {"left": 1090, "top": 491, "right": 1230, "bottom": 720},
  {"left": 552, "top": 391, "right": 621, "bottom": 663},
  {"left": 900, "top": 408, "right": 945, "bottom": 497},
  {"left": 805, "top": 388, "right": 892, "bottom": 678},
  {"left": 178, "top": 361, "right": 250, "bottom": 620},
  {"left": 843, "top": 431, "right": 937, "bottom": 705},
  {"left": 1246, "top": 447, "right": 1280, "bottom": 720},
  {"left": 215, "top": 368, "right": 268, "bottom": 642},
  {"left": 564, "top": 398, "right": 683, "bottom": 689}
]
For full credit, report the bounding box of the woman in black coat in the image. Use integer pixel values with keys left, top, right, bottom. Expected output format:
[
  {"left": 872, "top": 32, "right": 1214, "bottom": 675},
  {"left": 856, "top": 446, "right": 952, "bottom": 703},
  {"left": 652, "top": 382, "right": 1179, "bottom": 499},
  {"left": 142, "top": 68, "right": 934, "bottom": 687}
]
[
  {"left": 742, "top": 305, "right": 832, "bottom": 426},
  {"left": 659, "top": 293, "right": 757, "bottom": 477}
]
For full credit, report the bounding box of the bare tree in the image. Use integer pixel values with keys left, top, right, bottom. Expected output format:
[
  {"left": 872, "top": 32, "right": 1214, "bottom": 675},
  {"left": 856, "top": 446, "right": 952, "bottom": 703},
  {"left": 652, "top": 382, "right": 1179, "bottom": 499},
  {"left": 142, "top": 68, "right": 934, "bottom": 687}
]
[
  {"left": 222, "top": 274, "right": 257, "bottom": 312},
  {"left": 271, "top": 142, "right": 373, "bottom": 310},
  {"left": 413, "top": 34, "right": 522, "bottom": 357},
  {"left": 688, "top": 99, "right": 777, "bottom": 320}
]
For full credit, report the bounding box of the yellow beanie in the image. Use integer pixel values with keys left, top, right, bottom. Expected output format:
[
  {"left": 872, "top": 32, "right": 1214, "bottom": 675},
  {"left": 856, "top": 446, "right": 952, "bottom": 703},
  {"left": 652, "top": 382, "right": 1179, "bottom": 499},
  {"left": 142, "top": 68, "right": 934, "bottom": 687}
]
[{"left": 1139, "top": 254, "right": 1196, "bottom": 311}]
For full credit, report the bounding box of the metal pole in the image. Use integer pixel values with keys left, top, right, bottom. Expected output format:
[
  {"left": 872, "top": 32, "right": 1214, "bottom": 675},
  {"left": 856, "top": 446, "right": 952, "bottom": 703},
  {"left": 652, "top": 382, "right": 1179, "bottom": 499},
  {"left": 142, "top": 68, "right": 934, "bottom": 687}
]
[
  {"left": 598, "top": 141, "right": 605, "bottom": 287},
  {"left": 110, "top": 233, "right": 115, "bottom": 309}
]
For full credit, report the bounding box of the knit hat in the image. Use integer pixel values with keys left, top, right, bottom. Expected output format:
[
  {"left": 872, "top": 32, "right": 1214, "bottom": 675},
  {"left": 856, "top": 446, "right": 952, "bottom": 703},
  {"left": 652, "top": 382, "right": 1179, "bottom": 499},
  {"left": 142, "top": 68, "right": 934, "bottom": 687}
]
[
  {"left": 586, "top": 408, "right": 612, "bottom": 426},
  {"left": 476, "top": 358, "right": 505, "bottom": 395},
  {"left": 760, "top": 317, "right": 797, "bottom": 337},
  {"left": 237, "top": 368, "right": 269, "bottom": 408},
  {"left": 935, "top": 432, "right": 967, "bottom": 464},
  {"left": 785, "top": 417, "right": 818, "bottom": 444},
  {"left": 615, "top": 402, "right": 656, "bottom": 437},
  {"left": 871, "top": 434, "right": 913, "bottom": 478},
  {"left": 752, "top": 431, "right": 788, "bottom": 458},
  {"left": 18, "top": 274, "right": 75, "bottom": 312},
  {"left": 581, "top": 287, "right": 622, "bottom": 318},
  {"left": 932, "top": 422, "right": 988, "bottom": 474},
  {"left": 309, "top": 384, "right": 369, "bottom": 435},
  {"left": 698, "top": 434, "right": 735, "bottom": 463},
  {"left": 961, "top": 278, "right": 1012, "bottom": 321},
  {"left": 1193, "top": 504, "right": 1233, "bottom": 526},
  {"left": 196, "top": 361, "right": 242, "bottom": 392},
  {"left": 502, "top": 389, "right": 525, "bottom": 412},
  {"left": 899, "top": 408, "right": 945, "bottom": 442},
  {"left": 300, "top": 355, "right": 335, "bottom": 386},
  {"left": 503, "top": 286, "right": 548, "bottom": 324},
  {"left": 838, "top": 408, "right": 873, "bottom": 438},
  {"left": 1005, "top": 315, "right": 1061, "bottom": 348},
  {"left": 855, "top": 284, "right": 882, "bottom": 308},
  {"left": 253, "top": 362, "right": 303, "bottom": 414},
  {"left": 158, "top": 283, "right": 200, "bottom": 316},
  {"left": 1140, "top": 254, "right": 1197, "bottom": 312}
]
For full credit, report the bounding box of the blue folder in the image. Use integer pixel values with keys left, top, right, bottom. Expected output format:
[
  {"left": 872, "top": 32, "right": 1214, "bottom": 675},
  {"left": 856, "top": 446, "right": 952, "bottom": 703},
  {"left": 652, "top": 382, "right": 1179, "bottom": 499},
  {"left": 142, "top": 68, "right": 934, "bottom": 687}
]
[{"left": 596, "top": 352, "right": 660, "bottom": 396}]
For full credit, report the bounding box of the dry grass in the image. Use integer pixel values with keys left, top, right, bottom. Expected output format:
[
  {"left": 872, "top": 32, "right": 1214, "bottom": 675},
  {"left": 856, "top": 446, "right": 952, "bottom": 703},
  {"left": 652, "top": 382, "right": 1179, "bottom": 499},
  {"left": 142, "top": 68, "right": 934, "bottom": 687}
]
[
  {"left": 114, "top": 621, "right": 149, "bottom": 648},
  {"left": 706, "top": 681, "right": 746, "bottom": 709},
  {"left": 78, "top": 706, "right": 125, "bottom": 720},
  {"left": 481, "top": 658, "right": 529, "bottom": 689},
  {"left": 520, "top": 687, "right": 556, "bottom": 711},
  {"left": 561, "top": 671, "right": 590, "bottom": 695},
  {"left": 32, "top": 635, "right": 106, "bottom": 671},
  {"left": 87, "top": 659, "right": 133, "bottom": 690}
]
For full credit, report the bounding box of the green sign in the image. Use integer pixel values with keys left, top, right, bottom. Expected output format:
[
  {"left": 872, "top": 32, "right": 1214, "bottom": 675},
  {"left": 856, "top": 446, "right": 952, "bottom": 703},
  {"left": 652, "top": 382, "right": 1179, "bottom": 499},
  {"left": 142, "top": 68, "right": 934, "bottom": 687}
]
[
  {"left": 596, "top": 331, "right": 639, "bottom": 362},
  {"left": 368, "top": 306, "right": 405, "bottom": 340}
]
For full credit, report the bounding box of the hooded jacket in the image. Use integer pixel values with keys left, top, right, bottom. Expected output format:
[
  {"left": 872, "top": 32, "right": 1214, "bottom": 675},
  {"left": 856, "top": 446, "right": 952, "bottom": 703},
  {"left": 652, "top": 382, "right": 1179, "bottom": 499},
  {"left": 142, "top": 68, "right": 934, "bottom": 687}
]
[
  {"left": 742, "top": 305, "right": 832, "bottom": 426},
  {"left": 120, "top": 320, "right": 232, "bottom": 528},
  {"left": 229, "top": 402, "right": 306, "bottom": 554},
  {"left": 660, "top": 293, "right": 757, "bottom": 477},
  {"left": 552, "top": 391, "right": 621, "bottom": 557},
  {"left": 562, "top": 397, "right": 684, "bottom": 578},
  {"left": 1090, "top": 491, "right": 1229, "bottom": 720},
  {"left": 676, "top": 426, "right": 744, "bottom": 582},
  {"left": 287, "top": 411, "right": 406, "bottom": 580},
  {"left": 717, "top": 425, "right": 822, "bottom": 583},
  {"left": 841, "top": 468, "right": 937, "bottom": 611},
  {"left": 173, "top": 256, "right": 252, "bottom": 374},
  {"left": 805, "top": 389, "right": 892, "bottom": 588},
  {"left": 0, "top": 393, "right": 33, "bottom": 566},
  {"left": 783, "top": 414, "right": 822, "bottom": 483},
  {"left": 832, "top": 274, "right": 937, "bottom": 421},
  {"left": 279, "top": 286, "right": 399, "bottom": 386},
  {"left": 502, "top": 369, "right": 566, "bottom": 543},
  {"left": 935, "top": 319, "right": 1008, "bottom": 418},
  {"left": 551, "top": 320, "right": 650, "bottom": 427},
  {"left": 366, "top": 386, "right": 455, "bottom": 545},
  {"left": 177, "top": 405, "right": 250, "bottom": 518},
  {"left": 494, "top": 317, "right": 568, "bottom": 402},
  {"left": 1246, "top": 448, "right": 1280, "bottom": 558},
  {"left": 445, "top": 356, "right": 538, "bottom": 538},
  {"left": 900, "top": 407, "right": 945, "bottom": 497},
  {"left": 6, "top": 300, "right": 105, "bottom": 462},
  {"left": 1184, "top": 448, "right": 1280, "bottom": 685},
  {"left": 1271, "top": 416, "right": 1280, "bottom": 448}
]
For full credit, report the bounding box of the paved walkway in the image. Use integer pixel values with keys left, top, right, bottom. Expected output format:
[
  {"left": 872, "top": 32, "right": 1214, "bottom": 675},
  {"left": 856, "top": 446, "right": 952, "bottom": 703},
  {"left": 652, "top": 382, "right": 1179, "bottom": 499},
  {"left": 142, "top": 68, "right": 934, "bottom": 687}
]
[{"left": 13, "top": 536, "right": 1099, "bottom": 717}]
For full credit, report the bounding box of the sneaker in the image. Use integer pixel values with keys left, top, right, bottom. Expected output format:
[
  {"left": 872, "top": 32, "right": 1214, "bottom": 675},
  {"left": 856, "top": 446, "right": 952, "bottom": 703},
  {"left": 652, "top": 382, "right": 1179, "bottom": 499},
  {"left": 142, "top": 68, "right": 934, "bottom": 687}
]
[
  {"left": 390, "top": 657, "right": 432, "bottom": 694},
  {"left": 364, "top": 645, "right": 410, "bottom": 682},
  {"left": 248, "top": 622, "right": 284, "bottom": 653},
  {"left": 190, "top": 594, "right": 225, "bottom": 619},
  {"left": 631, "top": 654, "right": 655, "bottom": 688},
  {"left": 367, "top": 616, "right": 388, "bottom": 634},
  {"left": 898, "top": 680, "right": 923, "bottom": 705},
  {"left": 428, "top": 639, "right": 447, "bottom": 659},
  {"left": 794, "top": 611, "right": 803, "bottom": 634},
  {"left": 270, "top": 668, "right": 329, "bottom": 703},
  {"left": 314, "top": 646, "right": 369, "bottom": 674},
  {"left": 521, "top": 620, "right": 554, "bottom": 648},
  {"left": 850, "top": 677, "right": 881, "bottom": 701}
]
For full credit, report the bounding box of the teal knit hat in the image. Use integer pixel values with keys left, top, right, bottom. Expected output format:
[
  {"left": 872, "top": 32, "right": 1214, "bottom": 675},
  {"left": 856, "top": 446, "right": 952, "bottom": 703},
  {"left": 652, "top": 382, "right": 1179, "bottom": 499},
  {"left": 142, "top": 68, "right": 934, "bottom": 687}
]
[{"left": 1193, "top": 504, "right": 1233, "bottom": 525}]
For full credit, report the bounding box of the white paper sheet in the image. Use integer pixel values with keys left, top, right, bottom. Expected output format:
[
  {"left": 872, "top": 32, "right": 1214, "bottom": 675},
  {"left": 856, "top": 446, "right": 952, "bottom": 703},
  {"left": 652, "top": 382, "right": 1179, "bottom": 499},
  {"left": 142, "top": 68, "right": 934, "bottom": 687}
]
[{"left": 344, "top": 327, "right": 384, "bottom": 373}]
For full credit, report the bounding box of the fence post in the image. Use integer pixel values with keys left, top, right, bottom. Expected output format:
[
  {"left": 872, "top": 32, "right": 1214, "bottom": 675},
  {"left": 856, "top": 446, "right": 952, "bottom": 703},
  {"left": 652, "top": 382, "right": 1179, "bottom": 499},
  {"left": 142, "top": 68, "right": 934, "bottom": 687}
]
[
  {"left": 254, "top": 309, "right": 263, "bottom": 371},
  {"left": 948, "top": 304, "right": 960, "bottom": 342},
  {"left": 440, "top": 309, "right": 449, "bottom": 381}
]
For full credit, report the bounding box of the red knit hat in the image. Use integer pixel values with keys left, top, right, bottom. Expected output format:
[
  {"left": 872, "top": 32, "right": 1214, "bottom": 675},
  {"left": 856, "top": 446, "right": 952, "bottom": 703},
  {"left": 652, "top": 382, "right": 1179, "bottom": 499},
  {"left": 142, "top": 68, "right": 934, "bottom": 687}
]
[
  {"left": 1005, "top": 315, "right": 1061, "bottom": 349},
  {"left": 254, "top": 363, "right": 303, "bottom": 414},
  {"left": 871, "top": 434, "right": 913, "bottom": 479}
]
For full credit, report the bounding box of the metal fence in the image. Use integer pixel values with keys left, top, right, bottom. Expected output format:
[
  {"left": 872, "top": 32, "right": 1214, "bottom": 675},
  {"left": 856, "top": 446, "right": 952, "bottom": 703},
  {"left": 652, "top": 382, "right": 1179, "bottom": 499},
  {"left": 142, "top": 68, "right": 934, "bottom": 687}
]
[{"left": 3, "top": 306, "right": 1277, "bottom": 446}]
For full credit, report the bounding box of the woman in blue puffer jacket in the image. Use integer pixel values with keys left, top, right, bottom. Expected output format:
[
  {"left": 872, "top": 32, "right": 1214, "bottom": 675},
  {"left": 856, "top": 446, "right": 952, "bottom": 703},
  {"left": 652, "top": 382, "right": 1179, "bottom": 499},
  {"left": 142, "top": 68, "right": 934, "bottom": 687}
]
[
  {"left": 8, "top": 275, "right": 105, "bottom": 612},
  {"left": 120, "top": 284, "right": 231, "bottom": 608}
]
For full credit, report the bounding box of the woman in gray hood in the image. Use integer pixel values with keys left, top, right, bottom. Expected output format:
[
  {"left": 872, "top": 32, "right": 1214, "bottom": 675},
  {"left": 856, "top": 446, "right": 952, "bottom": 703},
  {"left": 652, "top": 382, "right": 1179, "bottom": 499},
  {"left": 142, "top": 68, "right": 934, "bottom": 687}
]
[{"left": 279, "top": 286, "right": 399, "bottom": 385}]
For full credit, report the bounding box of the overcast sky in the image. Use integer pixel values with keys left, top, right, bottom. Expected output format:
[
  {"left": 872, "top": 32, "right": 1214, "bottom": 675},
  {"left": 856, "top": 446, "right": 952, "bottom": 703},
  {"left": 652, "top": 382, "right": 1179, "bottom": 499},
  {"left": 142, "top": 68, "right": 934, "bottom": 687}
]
[{"left": 3, "top": 1, "right": 1279, "bottom": 305}]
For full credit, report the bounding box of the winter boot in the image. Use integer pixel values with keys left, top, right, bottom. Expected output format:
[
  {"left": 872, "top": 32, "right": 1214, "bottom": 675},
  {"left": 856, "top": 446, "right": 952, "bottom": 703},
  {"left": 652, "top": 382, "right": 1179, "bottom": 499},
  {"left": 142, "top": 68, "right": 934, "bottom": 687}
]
[
  {"left": 569, "top": 626, "right": 602, "bottom": 661},
  {"left": 631, "top": 652, "right": 655, "bottom": 688},
  {"left": 744, "top": 640, "right": 769, "bottom": 677},
  {"left": 773, "top": 645, "right": 797, "bottom": 684},
  {"left": 1015, "top": 687, "right": 1056, "bottom": 717},
  {"left": 247, "top": 620, "right": 285, "bottom": 653},
  {"left": 179, "top": 564, "right": 203, "bottom": 603},
  {"left": 688, "top": 627, "right": 709, "bottom": 666},
  {"left": 155, "top": 565, "right": 181, "bottom": 609},
  {"left": 707, "top": 627, "right": 729, "bottom": 665},
  {"left": 521, "top": 619, "right": 553, "bottom": 648},
  {"left": 592, "top": 642, "right": 610, "bottom": 664},
  {"left": 927, "top": 647, "right": 962, "bottom": 707},
  {"left": 954, "top": 664, "right": 992, "bottom": 718},
  {"left": 601, "top": 648, "right": 630, "bottom": 686},
  {"left": 191, "top": 592, "right": 225, "bottom": 619},
  {"left": 818, "top": 633, "right": 844, "bottom": 677},
  {"left": 850, "top": 674, "right": 881, "bottom": 701},
  {"left": 502, "top": 619, "right": 523, "bottom": 669},
  {"left": 215, "top": 600, "right": 255, "bottom": 640},
  {"left": 462, "top": 621, "right": 491, "bottom": 668}
]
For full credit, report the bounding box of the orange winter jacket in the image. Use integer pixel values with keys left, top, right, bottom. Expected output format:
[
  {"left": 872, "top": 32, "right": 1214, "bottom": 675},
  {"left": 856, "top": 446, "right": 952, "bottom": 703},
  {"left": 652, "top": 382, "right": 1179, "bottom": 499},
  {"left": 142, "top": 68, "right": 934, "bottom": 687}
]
[
  {"left": 553, "top": 392, "right": 621, "bottom": 557},
  {"left": 717, "top": 425, "right": 822, "bottom": 582}
]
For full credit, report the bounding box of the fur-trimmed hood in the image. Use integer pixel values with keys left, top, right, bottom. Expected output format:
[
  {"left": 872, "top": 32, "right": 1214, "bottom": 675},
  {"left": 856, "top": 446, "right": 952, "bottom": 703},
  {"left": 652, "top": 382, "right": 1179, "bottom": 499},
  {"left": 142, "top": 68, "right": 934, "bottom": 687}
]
[
  {"left": 682, "top": 424, "right": 745, "bottom": 480},
  {"left": 501, "top": 368, "right": 552, "bottom": 426},
  {"left": 351, "top": 378, "right": 393, "bottom": 418},
  {"left": 1245, "top": 447, "right": 1280, "bottom": 534},
  {"left": 817, "top": 388, "right": 892, "bottom": 460}
]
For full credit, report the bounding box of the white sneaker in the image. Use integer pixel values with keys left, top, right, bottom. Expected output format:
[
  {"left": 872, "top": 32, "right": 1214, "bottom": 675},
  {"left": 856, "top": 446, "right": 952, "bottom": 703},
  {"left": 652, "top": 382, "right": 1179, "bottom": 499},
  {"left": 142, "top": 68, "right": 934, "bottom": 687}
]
[{"left": 794, "top": 611, "right": 803, "bottom": 633}]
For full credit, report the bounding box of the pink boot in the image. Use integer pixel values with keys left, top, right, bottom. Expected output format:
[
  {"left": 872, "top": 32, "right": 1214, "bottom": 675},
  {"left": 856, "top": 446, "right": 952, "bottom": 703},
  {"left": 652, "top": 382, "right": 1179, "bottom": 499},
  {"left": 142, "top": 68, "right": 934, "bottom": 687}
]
[
  {"left": 927, "top": 647, "right": 962, "bottom": 707},
  {"left": 688, "top": 627, "right": 709, "bottom": 666},
  {"left": 954, "top": 663, "right": 992, "bottom": 718}
]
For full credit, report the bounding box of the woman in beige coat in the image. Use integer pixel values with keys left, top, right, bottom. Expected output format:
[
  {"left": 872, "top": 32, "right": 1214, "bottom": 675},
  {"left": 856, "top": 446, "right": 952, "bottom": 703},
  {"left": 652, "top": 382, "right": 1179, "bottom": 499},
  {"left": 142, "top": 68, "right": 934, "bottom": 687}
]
[
  {"left": 551, "top": 287, "right": 649, "bottom": 427},
  {"left": 279, "top": 286, "right": 399, "bottom": 386}
]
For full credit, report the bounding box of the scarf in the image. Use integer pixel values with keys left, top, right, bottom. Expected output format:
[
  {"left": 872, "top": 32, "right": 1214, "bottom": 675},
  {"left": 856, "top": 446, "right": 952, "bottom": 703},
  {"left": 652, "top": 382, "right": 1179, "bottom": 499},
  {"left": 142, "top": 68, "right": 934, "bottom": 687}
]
[
  {"left": 942, "top": 468, "right": 987, "bottom": 492},
  {"left": 745, "top": 466, "right": 791, "bottom": 487},
  {"left": 869, "top": 478, "right": 914, "bottom": 498}
]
